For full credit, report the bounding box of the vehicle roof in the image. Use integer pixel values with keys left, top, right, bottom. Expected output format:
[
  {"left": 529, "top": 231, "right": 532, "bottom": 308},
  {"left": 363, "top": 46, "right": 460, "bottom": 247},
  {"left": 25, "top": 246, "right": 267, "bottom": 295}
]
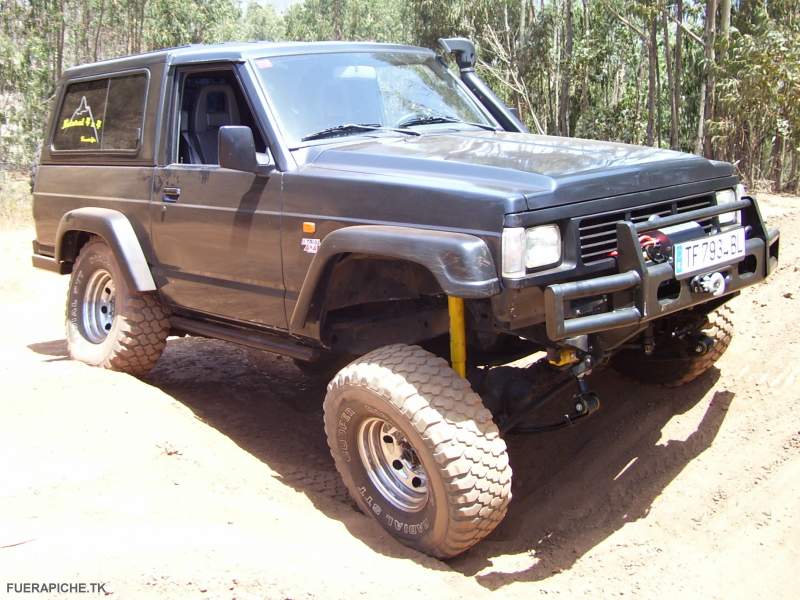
[{"left": 61, "top": 41, "right": 435, "bottom": 80}]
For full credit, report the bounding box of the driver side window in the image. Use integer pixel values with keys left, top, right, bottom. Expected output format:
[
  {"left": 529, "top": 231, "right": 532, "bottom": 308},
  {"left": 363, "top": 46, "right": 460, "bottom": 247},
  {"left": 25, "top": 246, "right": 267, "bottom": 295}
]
[{"left": 176, "top": 68, "right": 267, "bottom": 165}]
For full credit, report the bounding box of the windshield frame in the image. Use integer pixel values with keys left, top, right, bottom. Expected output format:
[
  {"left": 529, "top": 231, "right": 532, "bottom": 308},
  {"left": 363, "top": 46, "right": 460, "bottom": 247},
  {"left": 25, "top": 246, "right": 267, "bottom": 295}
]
[{"left": 250, "top": 50, "right": 499, "bottom": 150}]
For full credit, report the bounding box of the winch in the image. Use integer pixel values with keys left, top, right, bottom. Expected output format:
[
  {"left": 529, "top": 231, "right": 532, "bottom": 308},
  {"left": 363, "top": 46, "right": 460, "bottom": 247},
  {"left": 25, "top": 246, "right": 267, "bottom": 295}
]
[{"left": 646, "top": 221, "right": 707, "bottom": 263}]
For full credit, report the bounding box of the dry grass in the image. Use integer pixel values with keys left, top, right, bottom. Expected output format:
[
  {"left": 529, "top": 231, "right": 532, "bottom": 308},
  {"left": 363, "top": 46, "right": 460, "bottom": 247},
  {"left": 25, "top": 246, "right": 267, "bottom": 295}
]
[{"left": 0, "top": 170, "right": 33, "bottom": 228}]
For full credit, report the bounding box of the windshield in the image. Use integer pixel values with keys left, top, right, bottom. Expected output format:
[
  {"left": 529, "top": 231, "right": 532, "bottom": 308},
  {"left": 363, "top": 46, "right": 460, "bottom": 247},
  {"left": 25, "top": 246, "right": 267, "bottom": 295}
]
[{"left": 254, "top": 51, "right": 494, "bottom": 146}]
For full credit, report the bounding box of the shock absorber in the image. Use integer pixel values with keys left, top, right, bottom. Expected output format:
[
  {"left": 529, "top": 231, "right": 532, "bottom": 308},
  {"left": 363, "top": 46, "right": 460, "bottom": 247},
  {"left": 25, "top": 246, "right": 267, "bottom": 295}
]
[{"left": 448, "top": 296, "right": 467, "bottom": 378}]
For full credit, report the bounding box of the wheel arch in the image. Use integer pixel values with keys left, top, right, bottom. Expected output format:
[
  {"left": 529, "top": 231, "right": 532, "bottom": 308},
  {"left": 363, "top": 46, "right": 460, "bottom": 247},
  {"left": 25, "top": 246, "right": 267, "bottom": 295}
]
[
  {"left": 55, "top": 207, "right": 156, "bottom": 292},
  {"left": 289, "top": 225, "right": 501, "bottom": 336}
]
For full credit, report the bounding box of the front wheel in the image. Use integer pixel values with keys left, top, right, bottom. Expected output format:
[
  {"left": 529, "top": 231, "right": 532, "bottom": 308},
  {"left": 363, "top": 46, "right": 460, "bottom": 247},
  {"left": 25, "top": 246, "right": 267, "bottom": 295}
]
[
  {"left": 612, "top": 305, "right": 734, "bottom": 387},
  {"left": 66, "top": 237, "right": 170, "bottom": 376},
  {"left": 323, "top": 344, "right": 512, "bottom": 558}
]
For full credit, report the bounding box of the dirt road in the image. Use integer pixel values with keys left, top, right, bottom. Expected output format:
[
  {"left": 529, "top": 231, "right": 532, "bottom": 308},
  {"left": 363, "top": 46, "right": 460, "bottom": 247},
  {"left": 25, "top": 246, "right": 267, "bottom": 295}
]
[{"left": 1, "top": 194, "right": 799, "bottom": 599}]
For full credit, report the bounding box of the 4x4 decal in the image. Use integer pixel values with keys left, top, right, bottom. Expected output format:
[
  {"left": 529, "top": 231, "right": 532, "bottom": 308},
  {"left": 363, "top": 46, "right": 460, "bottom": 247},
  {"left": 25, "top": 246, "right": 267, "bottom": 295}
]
[{"left": 60, "top": 96, "right": 102, "bottom": 144}]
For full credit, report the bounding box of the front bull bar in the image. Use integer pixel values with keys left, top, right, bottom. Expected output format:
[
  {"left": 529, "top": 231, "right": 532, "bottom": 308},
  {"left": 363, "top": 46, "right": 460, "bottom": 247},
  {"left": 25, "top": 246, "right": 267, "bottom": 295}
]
[{"left": 544, "top": 198, "right": 780, "bottom": 340}]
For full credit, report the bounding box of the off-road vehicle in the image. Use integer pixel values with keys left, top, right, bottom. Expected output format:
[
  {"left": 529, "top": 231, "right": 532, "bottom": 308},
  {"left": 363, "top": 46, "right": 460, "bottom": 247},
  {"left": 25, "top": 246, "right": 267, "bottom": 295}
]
[{"left": 31, "top": 38, "right": 780, "bottom": 558}]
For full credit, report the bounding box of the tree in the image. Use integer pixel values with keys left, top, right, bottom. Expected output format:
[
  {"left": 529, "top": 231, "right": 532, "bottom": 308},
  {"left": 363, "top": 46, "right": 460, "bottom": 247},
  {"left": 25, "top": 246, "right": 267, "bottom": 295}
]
[
  {"left": 663, "top": 3, "right": 678, "bottom": 149},
  {"left": 696, "top": 0, "right": 716, "bottom": 156},
  {"left": 242, "top": 2, "right": 285, "bottom": 41},
  {"left": 1, "top": 0, "right": 797, "bottom": 191},
  {"left": 558, "top": 0, "right": 573, "bottom": 136}
]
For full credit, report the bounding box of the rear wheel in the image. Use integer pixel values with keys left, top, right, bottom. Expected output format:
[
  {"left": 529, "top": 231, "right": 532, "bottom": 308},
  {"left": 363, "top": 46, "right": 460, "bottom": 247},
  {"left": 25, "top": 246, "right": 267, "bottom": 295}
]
[
  {"left": 323, "top": 344, "right": 512, "bottom": 558},
  {"left": 66, "top": 237, "right": 169, "bottom": 376},
  {"left": 612, "top": 305, "right": 734, "bottom": 387}
]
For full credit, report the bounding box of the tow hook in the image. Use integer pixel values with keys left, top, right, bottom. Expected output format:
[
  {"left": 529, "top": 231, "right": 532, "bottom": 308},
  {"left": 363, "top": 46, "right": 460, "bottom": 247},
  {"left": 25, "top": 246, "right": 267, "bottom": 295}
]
[{"left": 690, "top": 271, "right": 726, "bottom": 296}]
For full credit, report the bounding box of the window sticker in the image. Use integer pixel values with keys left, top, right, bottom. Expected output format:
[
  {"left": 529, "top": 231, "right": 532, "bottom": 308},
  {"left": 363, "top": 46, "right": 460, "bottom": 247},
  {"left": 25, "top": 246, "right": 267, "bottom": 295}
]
[{"left": 61, "top": 96, "right": 103, "bottom": 144}]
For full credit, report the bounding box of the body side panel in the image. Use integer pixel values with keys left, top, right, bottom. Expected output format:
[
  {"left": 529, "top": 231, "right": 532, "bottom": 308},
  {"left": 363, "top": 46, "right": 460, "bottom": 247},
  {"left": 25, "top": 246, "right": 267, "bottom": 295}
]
[
  {"left": 150, "top": 166, "right": 287, "bottom": 329},
  {"left": 33, "top": 164, "right": 155, "bottom": 264},
  {"left": 289, "top": 225, "right": 500, "bottom": 332},
  {"left": 280, "top": 167, "right": 510, "bottom": 325}
]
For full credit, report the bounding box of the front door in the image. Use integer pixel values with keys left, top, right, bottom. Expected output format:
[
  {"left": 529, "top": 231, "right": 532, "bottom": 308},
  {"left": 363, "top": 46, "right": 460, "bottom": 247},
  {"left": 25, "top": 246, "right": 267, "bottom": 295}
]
[{"left": 151, "top": 64, "right": 286, "bottom": 329}]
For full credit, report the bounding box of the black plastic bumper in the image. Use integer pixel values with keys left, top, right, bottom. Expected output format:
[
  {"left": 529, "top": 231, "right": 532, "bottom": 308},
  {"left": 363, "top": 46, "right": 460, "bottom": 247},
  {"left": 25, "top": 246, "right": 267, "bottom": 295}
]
[{"left": 544, "top": 198, "right": 779, "bottom": 340}]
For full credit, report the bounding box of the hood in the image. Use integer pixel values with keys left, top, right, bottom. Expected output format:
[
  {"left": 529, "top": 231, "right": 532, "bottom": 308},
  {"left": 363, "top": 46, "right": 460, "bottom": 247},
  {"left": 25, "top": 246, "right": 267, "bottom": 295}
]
[{"left": 304, "top": 130, "right": 734, "bottom": 211}]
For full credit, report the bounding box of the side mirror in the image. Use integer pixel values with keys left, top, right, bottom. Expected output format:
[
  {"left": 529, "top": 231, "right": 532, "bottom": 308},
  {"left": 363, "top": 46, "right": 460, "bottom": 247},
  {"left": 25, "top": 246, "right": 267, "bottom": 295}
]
[{"left": 218, "top": 125, "right": 258, "bottom": 173}]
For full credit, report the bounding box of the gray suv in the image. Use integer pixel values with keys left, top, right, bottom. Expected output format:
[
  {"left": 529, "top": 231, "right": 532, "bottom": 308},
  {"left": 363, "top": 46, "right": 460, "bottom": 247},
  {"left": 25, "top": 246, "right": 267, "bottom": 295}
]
[{"left": 31, "top": 38, "right": 780, "bottom": 558}]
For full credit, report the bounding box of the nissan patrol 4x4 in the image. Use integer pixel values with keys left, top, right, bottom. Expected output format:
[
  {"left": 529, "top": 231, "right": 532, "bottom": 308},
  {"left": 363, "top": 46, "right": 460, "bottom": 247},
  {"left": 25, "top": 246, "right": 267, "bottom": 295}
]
[{"left": 31, "top": 38, "right": 780, "bottom": 558}]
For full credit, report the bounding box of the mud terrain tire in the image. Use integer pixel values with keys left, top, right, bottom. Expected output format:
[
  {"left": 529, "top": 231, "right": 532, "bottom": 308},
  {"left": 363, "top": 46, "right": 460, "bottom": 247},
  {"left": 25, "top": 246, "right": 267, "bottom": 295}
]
[
  {"left": 323, "top": 344, "right": 512, "bottom": 558},
  {"left": 66, "top": 237, "right": 169, "bottom": 376},
  {"left": 612, "top": 305, "right": 734, "bottom": 387}
]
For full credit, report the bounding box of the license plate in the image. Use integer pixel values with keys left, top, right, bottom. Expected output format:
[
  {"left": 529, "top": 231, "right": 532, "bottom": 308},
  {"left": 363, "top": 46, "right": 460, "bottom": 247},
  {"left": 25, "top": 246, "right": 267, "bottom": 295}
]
[{"left": 673, "top": 228, "right": 746, "bottom": 278}]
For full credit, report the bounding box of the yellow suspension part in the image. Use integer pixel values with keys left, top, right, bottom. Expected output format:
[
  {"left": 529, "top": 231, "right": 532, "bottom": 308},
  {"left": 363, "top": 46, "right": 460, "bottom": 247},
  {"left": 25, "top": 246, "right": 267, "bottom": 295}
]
[
  {"left": 547, "top": 347, "right": 579, "bottom": 367},
  {"left": 448, "top": 296, "right": 467, "bottom": 378}
]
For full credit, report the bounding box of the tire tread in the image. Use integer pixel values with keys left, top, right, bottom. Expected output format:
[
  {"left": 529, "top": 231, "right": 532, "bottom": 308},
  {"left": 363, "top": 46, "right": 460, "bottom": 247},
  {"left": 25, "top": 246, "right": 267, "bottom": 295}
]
[
  {"left": 324, "top": 344, "right": 512, "bottom": 558},
  {"left": 68, "top": 237, "right": 169, "bottom": 376}
]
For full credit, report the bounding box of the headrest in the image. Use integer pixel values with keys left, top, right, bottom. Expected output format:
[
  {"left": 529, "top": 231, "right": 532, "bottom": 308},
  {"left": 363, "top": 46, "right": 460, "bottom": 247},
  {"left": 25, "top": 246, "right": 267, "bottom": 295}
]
[
  {"left": 180, "top": 110, "right": 189, "bottom": 132},
  {"left": 193, "top": 85, "right": 240, "bottom": 132}
]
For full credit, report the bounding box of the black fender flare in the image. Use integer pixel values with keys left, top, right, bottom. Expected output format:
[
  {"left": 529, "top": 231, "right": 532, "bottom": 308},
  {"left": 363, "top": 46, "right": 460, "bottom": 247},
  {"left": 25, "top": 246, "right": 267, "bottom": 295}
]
[
  {"left": 290, "top": 225, "right": 500, "bottom": 332},
  {"left": 55, "top": 207, "right": 156, "bottom": 292}
]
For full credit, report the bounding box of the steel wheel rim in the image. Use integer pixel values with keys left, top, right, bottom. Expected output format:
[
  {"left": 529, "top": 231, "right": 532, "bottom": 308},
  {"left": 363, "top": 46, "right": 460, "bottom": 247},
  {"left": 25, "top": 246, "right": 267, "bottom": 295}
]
[
  {"left": 81, "top": 269, "right": 116, "bottom": 343},
  {"left": 356, "top": 416, "right": 429, "bottom": 512}
]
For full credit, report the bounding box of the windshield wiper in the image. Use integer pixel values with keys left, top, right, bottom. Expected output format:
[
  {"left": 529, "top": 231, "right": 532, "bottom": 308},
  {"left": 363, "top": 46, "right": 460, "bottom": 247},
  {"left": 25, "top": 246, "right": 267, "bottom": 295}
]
[
  {"left": 397, "top": 114, "right": 498, "bottom": 131},
  {"left": 301, "top": 123, "right": 420, "bottom": 142}
]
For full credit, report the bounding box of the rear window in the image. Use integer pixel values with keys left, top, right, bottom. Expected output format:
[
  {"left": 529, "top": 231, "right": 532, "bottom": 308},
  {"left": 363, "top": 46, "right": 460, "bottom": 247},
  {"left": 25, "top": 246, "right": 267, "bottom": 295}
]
[{"left": 52, "top": 73, "right": 147, "bottom": 151}]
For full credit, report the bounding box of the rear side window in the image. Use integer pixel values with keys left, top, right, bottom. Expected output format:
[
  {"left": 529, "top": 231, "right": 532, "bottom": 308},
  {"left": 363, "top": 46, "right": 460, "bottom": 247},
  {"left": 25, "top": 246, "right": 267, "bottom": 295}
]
[{"left": 53, "top": 73, "right": 147, "bottom": 151}]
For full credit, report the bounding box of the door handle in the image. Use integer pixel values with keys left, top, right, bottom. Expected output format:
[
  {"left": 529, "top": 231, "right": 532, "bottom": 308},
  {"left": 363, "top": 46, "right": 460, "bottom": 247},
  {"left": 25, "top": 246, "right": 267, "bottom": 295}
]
[{"left": 162, "top": 187, "right": 181, "bottom": 203}]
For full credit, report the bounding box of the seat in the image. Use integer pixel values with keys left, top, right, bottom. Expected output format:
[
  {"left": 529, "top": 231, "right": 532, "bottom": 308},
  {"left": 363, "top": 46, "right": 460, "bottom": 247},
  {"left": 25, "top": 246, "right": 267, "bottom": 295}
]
[
  {"left": 192, "top": 85, "right": 241, "bottom": 164},
  {"left": 179, "top": 109, "right": 202, "bottom": 164}
]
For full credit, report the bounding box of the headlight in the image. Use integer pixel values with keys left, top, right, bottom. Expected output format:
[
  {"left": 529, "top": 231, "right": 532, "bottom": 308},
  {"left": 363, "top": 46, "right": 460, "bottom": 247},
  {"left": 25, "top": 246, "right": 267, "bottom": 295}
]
[
  {"left": 502, "top": 224, "right": 561, "bottom": 278},
  {"left": 716, "top": 187, "right": 742, "bottom": 226},
  {"left": 525, "top": 224, "right": 561, "bottom": 268}
]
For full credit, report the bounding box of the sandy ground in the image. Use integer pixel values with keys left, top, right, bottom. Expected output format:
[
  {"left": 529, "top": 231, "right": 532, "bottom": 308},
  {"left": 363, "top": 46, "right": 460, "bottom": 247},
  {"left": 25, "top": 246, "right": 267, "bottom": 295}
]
[{"left": 1, "top": 194, "right": 799, "bottom": 599}]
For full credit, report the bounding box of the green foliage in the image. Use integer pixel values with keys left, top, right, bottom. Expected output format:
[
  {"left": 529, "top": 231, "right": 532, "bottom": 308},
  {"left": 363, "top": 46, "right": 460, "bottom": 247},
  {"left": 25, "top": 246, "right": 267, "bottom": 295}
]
[
  {"left": 714, "top": 22, "right": 800, "bottom": 184},
  {"left": 145, "top": 0, "right": 242, "bottom": 49},
  {"left": 242, "top": 1, "right": 285, "bottom": 41},
  {"left": 0, "top": 0, "right": 797, "bottom": 190},
  {"left": 284, "top": 0, "right": 412, "bottom": 43}
]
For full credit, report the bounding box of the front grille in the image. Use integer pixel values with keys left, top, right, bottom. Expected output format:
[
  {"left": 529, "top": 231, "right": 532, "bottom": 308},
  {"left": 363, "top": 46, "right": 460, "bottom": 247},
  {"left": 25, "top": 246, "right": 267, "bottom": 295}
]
[{"left": 577, "top": 195, "right": 716, "bottom": 265}]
